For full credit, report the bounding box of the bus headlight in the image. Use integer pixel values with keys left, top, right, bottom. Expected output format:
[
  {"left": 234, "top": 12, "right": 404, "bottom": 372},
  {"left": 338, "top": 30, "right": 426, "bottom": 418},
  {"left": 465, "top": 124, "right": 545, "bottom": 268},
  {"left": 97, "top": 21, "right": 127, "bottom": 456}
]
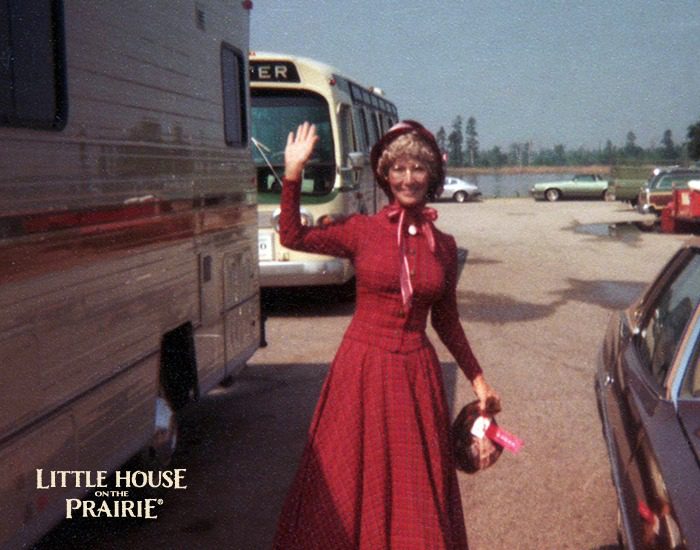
[
  {"left": 316, "top": 214, "right": 345, "bottom": 226},
  {"left": 271, "top": 207, "right": 314, "bottom": 232}
]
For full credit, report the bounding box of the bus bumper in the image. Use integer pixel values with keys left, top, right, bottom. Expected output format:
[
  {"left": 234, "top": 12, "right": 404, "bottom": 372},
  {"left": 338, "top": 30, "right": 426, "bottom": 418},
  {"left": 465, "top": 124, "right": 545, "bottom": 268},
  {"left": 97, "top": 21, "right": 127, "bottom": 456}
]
[{"left": 259, "top": 258, "right": 352, "bottom": 287}]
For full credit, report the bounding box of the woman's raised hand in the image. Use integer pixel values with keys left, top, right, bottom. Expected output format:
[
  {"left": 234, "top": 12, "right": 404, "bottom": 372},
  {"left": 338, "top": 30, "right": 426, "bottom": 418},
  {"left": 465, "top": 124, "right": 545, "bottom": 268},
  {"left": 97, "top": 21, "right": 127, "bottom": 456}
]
[{"left": 285, "top": 122, "right": 319, "bottom": 181}]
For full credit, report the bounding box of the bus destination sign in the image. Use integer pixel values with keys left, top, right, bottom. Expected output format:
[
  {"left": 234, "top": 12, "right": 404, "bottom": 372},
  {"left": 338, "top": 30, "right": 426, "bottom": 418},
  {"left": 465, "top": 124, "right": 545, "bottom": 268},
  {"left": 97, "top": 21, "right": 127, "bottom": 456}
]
[{"left": 249, "top": 61, "right": 300, "bottom": 83}]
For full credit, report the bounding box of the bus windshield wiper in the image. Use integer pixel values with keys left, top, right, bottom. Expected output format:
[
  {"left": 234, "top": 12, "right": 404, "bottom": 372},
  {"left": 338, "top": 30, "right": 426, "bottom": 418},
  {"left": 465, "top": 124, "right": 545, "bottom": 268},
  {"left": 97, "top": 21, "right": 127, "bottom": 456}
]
[{"left": 251, "top": 137, "right": 284, "bottom": 189}]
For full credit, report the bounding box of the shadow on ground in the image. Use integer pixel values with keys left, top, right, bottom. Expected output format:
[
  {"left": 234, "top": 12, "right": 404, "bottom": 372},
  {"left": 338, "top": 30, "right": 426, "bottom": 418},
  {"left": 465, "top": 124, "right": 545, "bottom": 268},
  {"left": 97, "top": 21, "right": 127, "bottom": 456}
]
[
  {"left": 261, "top": 286, "right": 355, "bottom": 317},
  {"left": 36, "top": 362, "right": 462, "bottom": 549},
  {"left": 458, "top": 279, "right": 646, "bottom": 324}
]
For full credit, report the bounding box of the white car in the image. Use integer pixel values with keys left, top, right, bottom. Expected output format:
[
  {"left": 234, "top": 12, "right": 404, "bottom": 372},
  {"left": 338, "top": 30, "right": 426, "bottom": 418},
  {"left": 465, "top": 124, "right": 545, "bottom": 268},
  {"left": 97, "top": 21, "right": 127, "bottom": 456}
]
[{"left": 439, "top": 176, "right": 481, "bottom": 203}]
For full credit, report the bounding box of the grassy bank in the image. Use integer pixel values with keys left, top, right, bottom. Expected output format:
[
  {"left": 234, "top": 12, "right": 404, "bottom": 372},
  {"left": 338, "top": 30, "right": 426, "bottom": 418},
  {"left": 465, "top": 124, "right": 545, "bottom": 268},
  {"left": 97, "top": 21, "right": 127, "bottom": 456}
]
[{"left": 447, "top": 164, "right": 661, "bottom": 178}]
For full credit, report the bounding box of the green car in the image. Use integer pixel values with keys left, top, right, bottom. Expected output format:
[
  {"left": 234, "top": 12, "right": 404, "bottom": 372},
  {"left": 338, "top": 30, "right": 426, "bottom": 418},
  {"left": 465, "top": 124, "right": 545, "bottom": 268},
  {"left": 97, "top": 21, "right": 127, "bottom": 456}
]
[
  {"left": 530, "top": 174, "right": 610, "bottom": 202},
  {"left": 609, "top": 164, "right": 655, "bottom": 207},
  {"left": 610, "top": 178, "right": 646, "bottom": 206}
]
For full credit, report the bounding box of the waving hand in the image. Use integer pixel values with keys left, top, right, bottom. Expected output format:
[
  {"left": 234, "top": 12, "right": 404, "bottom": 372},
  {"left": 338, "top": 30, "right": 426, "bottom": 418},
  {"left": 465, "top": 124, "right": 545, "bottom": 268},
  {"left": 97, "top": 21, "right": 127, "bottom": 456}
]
[{"left": 285, "top": 122, "right": 319, "bottom": 181}]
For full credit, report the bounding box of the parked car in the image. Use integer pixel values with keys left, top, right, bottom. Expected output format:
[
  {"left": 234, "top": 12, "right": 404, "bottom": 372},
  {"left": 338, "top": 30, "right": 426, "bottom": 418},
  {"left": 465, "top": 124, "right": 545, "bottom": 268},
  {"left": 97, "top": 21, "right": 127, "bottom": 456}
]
[
  {"left": 439, "top": 176, "right": 481, "bottom": 203},
  {"left": 609, "top": 179, "right": 645, "bottom": 207},
  {"left": 595, "top": 237, "right": 700, "bottom": 548},
  {"left": 530, "top": 174, "right": 609, "bottom": 201},
  {"left": 637, "top": 168, "right": 700, "bottom": 215},
  {"left": 609, "top": 165, "right": 657, "bottom": 207}
]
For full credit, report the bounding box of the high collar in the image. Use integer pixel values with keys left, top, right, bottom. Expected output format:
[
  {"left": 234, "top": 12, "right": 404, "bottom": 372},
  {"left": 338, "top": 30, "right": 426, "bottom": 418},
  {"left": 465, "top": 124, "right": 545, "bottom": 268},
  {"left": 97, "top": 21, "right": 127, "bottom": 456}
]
[
  {"left": 384, "top": 202, "right": 437, "bottom": 254},
  {"left": 383, "top": 202, "right": 438, "bottom": 224}
]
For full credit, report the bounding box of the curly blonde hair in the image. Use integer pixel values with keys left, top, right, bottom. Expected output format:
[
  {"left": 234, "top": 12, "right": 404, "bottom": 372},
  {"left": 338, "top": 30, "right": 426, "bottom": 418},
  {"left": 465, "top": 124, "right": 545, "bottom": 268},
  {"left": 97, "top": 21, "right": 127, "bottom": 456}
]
[
  {"left": 376, "top": 133, "right": 440, "bottom": 182},
  {"left": 375, "top": 132, "right": 442, "bottom": 200}
]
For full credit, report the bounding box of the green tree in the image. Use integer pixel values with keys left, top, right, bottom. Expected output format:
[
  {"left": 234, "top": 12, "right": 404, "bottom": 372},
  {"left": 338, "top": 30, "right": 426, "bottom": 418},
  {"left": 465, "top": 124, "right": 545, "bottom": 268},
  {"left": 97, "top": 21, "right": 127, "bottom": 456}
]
[
  {"left": 482, "top": 145, "right": 507, "bottom": 167},
  {"left": 624, "top": 131, "right": 642, "bottom": 158},
  {"left": 687, "top": 119, "right": 700, "bottom": 161},
  {"left": 464, "top": 116, "right": 479, "bottom": 167},
  {"left": 508, "top": 143, "right": 522, "bottom": 166},
  {"left": 436, "top": 126, "right": 447, "bottom": 155},
  {"left": 660, "top": 129, "right": 677, "bottom": 161},
  {"left": 602, "top": 140, "right": 615, "bottom": 164},
  {"left": 553, "top": 144, "right": 566, "bottom": 166},
  {"left": 447, "top": 116, "right": 464, "bottom": 166}
]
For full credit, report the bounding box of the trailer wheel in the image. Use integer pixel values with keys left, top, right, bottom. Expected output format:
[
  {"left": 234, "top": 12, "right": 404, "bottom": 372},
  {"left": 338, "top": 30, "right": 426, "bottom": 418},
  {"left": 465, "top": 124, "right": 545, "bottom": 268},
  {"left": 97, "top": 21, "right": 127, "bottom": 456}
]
[
  {"left": 141, "top": 323, "right": 197, "bottom": 468},
  {"left": 147, "top": 394, "right": 179, "bottom": 467},
  {"left": 160, "top": 324, "right": 198, "bottom": 411}
]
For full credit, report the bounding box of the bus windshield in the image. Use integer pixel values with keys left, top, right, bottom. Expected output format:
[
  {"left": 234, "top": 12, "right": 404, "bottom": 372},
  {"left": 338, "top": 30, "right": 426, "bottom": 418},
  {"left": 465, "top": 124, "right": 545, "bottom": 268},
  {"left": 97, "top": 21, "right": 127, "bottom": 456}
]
[{"left": 251, "top": 89, "right": 335, "bottom": 197}]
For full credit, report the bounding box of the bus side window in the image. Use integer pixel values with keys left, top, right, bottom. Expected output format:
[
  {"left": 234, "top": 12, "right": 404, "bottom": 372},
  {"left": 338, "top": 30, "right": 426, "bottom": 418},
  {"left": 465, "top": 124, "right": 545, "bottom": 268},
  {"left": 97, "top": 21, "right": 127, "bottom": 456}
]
[
  {"left": 368, "top": 111, "right": 380, "bottom": 146},
  {"left": 0, "top": 0, "right": 68, "bottom": 130},
  {"left": 380, "top": 113, "right": 389, "bottom": 134},
  {"left": 357, "top": 107, "right": 370, "bottom": 152},
  {"left": 221, "top": 42, "right": 248, "bottom": 147},
  {"left": 339, "top": 104, "right": 355, "bottom": 164}
]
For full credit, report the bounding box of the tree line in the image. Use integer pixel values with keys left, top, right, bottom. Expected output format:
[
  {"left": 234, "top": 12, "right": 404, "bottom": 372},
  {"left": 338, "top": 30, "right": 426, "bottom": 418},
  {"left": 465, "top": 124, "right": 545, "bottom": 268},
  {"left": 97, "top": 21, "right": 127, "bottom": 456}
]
[{"left": 436, "top": 116, "right": 700, "bottom": 168}]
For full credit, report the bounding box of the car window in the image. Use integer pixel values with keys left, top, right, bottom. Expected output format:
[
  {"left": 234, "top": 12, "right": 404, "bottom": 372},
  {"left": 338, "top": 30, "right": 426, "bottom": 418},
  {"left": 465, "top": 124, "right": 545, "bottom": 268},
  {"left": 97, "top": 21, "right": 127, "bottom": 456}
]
[
  {"left": 660, "top": 176, "right": 672, "bottom": 189},
  {"left": 637, "top": 252, "right": 700, "bottom": 386},
  {"left": 654, "top": 174, "right": 698, "bottom": 190}
]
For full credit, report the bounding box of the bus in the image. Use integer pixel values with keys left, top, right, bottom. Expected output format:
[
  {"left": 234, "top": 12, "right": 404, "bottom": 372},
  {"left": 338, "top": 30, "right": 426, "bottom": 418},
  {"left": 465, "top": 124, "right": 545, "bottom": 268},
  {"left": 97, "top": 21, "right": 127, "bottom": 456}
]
[
  {"left": 249, "top": 52, "right": 399, "bottom": 288},
  {"left": 0, "top": 1, "right": 259, "bottom": 546}
]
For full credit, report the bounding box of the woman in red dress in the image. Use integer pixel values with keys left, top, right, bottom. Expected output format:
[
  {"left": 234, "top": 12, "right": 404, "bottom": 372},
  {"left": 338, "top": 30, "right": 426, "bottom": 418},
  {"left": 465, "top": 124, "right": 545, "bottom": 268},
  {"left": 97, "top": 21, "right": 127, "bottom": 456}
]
[{"left": 273, "top": 120, "right": 500, "bottom": 549}]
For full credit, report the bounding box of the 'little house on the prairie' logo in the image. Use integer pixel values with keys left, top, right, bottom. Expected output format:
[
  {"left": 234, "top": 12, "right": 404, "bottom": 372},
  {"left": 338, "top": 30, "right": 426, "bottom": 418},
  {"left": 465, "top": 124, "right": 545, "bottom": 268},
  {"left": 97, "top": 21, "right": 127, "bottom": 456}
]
[{"left": 36, "top": 469, "right": 187, "bottom": 519}]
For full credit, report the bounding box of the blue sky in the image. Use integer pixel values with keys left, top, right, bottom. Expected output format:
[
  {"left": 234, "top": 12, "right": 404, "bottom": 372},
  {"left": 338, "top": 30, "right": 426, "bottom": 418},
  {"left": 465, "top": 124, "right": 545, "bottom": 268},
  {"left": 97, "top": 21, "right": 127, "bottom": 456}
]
[{"left": 250, "top": 1, "right": 700, "bottom": 151}]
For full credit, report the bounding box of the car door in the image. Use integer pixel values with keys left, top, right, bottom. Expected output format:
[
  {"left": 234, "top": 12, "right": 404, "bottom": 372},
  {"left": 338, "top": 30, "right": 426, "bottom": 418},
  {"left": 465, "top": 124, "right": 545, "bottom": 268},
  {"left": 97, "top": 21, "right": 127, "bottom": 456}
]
[
  {"left": 671, "top": 305, "right": 700, "bottom": 545},
  {"left": 572, "top": 175, "right": 598, "bottom": 198},
  {"left": 609, "top": 249, "right": 700, "bottom": 545},
  {"left": 569, "top": 175, "right": 586, "bottom": 198}
]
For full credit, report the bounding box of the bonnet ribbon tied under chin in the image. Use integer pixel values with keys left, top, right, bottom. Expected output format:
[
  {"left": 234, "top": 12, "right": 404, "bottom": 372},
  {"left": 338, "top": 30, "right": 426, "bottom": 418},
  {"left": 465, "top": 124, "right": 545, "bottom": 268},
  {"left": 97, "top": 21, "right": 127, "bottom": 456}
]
[{"left": 386, "top": 204, "right": 438, "bottom": 310}]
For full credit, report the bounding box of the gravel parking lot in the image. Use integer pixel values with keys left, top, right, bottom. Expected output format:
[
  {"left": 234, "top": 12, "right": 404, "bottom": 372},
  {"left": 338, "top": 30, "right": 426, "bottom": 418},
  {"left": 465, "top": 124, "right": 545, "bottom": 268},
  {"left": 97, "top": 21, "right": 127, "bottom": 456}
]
[{"left": 38, "top": 198, "right": 691, "bottom": 549}]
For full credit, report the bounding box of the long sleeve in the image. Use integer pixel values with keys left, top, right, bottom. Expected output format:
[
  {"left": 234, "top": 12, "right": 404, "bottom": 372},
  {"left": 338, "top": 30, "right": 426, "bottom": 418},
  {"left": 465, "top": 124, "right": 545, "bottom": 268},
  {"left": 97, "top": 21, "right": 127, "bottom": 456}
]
[
  {"left": 278, "top": 177, "right": 360, "bottom": 258},
  {"left": 430, "top": 235, "right": 483, "bottom": 381}
]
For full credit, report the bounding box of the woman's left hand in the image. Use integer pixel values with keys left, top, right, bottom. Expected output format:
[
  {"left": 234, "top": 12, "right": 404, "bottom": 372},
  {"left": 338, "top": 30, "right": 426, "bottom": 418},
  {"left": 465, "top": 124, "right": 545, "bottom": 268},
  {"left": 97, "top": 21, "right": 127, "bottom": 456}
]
[{"left": 471, "top": 374, "right": 501, "bottom": 414}]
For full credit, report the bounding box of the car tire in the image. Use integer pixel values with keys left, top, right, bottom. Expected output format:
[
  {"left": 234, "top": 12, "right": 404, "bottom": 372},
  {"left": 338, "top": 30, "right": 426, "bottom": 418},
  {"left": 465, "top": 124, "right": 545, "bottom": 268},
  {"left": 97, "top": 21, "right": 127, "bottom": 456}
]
[
  {"left": 454, "top": 191, "right": 467, "bottom": 203},
  {"left": 545, "top": 188, "right": 561, "bottom": 202}
]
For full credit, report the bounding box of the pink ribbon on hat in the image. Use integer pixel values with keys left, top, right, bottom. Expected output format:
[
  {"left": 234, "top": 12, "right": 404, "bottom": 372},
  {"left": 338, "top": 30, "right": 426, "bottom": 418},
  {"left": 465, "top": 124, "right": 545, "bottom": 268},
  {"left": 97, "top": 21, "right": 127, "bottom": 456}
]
[
  {"left": 386, "top": 121, "right": 417, "bottom": 133},
  {"left": 386, "top": 204, "right": 438, "bottom": 310}
]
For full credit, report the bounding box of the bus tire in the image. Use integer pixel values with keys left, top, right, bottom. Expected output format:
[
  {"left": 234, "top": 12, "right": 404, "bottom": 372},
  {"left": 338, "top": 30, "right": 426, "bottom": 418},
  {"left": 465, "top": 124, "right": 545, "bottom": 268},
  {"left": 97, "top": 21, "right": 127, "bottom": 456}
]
[{"left": 336, "top": 276, "right": 357, "bottom": 302}]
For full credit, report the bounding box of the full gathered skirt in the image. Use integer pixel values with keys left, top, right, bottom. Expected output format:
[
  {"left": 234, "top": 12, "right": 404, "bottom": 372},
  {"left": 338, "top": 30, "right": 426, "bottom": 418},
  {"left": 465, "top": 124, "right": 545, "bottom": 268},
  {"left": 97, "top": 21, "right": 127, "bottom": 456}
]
[{"left": 272, "top": 332, "right": 469, "bottom": 550}]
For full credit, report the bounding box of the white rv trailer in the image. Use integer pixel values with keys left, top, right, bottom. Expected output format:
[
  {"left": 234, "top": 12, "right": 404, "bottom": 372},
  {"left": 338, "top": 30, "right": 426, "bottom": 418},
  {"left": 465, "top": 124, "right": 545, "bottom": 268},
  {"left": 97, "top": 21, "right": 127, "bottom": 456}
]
[{"left": 0, "top": 1, "right": 259, "bottom": 545}]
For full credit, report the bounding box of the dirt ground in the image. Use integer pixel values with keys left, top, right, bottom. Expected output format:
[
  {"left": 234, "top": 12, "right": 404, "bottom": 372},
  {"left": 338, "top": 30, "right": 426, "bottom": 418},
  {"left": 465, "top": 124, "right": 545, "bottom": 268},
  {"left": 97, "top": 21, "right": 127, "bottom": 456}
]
[{"left": 37, "top": 197, "right": 690, "bottom": 549}]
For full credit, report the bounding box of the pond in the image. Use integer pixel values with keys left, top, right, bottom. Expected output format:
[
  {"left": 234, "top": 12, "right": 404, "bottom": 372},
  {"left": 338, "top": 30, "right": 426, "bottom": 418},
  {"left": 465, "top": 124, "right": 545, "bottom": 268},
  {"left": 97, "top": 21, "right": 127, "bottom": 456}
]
[{"left": 455, "top": 172, "right": 574, "bottom": 198}]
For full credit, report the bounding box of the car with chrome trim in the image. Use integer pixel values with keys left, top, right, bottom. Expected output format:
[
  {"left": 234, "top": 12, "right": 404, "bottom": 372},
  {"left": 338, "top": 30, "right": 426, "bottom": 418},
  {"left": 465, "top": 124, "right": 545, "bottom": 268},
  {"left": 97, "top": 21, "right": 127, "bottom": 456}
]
[
  {"left": 530, "top": 174, "right": 609, "bottom": 202},
  {"left": 595, "top": 237, "right": 700, "bottom": 548},
  {"left": 637, "top": 168, "right": 700, "bottom": 215},
  {"left": 437, "top": 176, "right": 481, "bottom": 203}
]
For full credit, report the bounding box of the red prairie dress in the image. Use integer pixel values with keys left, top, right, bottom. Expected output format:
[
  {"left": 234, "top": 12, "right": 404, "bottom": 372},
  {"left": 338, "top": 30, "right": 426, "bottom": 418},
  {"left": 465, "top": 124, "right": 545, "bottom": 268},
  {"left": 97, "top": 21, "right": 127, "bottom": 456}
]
[{"left": 273, "top": 179, "right": 482, "bottom": 550}]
